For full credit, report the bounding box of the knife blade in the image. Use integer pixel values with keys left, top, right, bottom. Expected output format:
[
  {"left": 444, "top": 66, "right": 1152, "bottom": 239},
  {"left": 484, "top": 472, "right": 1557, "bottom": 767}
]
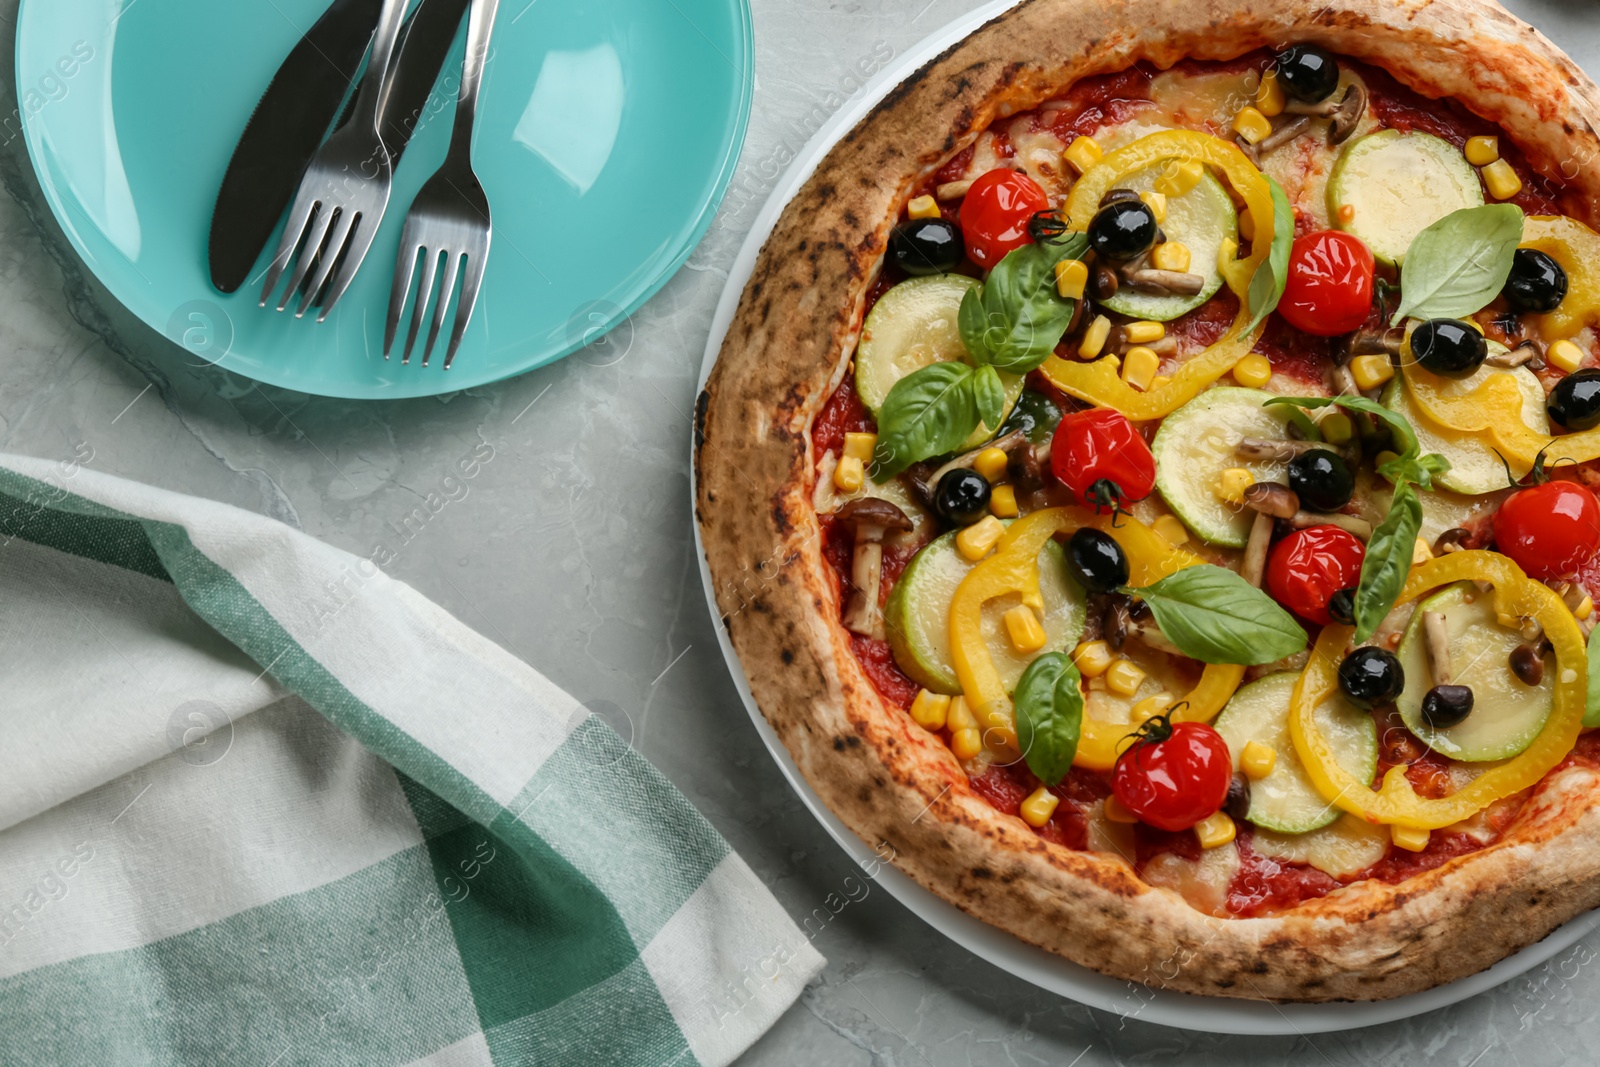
[{"left": 209, "top": 0, "right": 384, "bottom": 294}]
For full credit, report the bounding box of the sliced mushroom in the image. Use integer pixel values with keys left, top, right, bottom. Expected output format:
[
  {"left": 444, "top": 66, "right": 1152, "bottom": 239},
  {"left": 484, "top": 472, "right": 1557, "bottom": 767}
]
[
  {"left": 1090, "top": 264, "right": 1120, "bottom": 302},
  {"left": 1433, "top": 528, "right": 1473, "bottom": 556},
  {"left": 1422, "top": 610, "right": 1452, "bottom": 685},
  {"left": 1289, "top": 510, "right": 1373, "bottom": 541},
  {"left": 1099, "top": 189, "right": 1144, "bottom": 208},
  {"left": 1243, "top": 481, "right": 1301, "bottom": 519},
  {"left": 1510, "top": 643, "right": 1546, "bottom": 687},
  {"left": 1121, "top": 268, "right": 1208, "bottom": 297},
  {"left": 837, "top": 498, "right": 914, "bottom": 639},
  {"left": 1240, "top": 115, "right": 1313, "bottom": 167},
  {"left": 1235, "top": 437, "right": 1342, "bottom": 462},
  {"left": 925, "top": 428, "right": 1029, "bottom": 490},
  {"left": 1342, "top": 325, "right": 1408, "bottom": 359},
  {"left": 935, "top": 179, "right": 973, "bottom": 201},
  {"left": 1107, "top": 325, "right": 1179, "bottom": 358},
  {"left": 1283, "top": 83, "right": 1368, "bottom": 145},
  {"left": 1487, "top": 339, "right": 1544, "bottom": 370},
  {"left": 1103, "top": 596, "right": 1132, "bottom": 652},
  {"left": 1242, "top": 511, "right": 1275, "bottom": 588},
  {"left": 1331, "top": 364, "right": 1360, "bottom": 397}
]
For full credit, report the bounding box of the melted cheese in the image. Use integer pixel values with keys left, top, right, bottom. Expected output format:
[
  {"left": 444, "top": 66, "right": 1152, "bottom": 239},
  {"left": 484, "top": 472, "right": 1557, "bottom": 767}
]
[{"left": 1142, "top": 844, "right": 1240, "bottom": 918}]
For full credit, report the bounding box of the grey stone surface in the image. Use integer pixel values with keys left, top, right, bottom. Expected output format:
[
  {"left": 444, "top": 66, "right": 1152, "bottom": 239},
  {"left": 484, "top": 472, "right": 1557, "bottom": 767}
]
[{"left": 0, "top": 0, "right": 1596, "bottom": 1063}]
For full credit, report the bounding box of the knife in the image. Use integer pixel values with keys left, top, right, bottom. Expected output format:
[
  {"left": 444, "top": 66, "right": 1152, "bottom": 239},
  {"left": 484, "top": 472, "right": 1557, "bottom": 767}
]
[{"left": 209, "top": 0, "right": 472, "bottom": 295}]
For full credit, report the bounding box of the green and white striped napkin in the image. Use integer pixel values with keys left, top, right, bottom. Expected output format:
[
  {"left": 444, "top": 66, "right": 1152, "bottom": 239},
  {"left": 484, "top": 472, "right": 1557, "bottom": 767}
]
[{"left": 0, "top": 452, "right": 822, "bottom": 1065}]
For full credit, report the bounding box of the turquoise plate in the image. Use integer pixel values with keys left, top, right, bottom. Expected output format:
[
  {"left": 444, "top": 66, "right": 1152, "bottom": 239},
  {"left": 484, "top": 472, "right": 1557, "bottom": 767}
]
[{"left": 16, "top": 0, "right": 752, "bottom": 398}]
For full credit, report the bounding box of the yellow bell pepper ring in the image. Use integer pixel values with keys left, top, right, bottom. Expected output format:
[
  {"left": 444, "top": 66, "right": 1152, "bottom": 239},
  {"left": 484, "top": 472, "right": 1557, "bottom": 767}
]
[
  {"left": 1403, "top": 363, "right": 1600, "bottom": 469},
  {"left": 1522, "top": 215, "right": 1600, "bottom": 342},
  {"left": 946, "top": 507, "right": 1246, "bottom": 770},
  {"left": 1289, "top": 551, "right": 1586, "bottom": 830},
  {"left": 1041, "top": 130, "right": 1276, "bottom": 422}
]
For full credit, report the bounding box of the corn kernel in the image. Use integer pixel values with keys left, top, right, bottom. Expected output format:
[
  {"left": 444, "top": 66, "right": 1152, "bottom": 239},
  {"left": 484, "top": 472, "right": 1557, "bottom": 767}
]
[
  {"left": 910, "top": 689, "right": 951, "bottom": 731},
  {"left": 1576, "top": 594, "right": 1595, "bottom": 622},
  {"left": 1238, "top": 209, "right": 1256, "bottom": 242},
  {"left": 1233, "top": 353, "right": 1272, "bottom": 389},
  {"left": 1104, "top": 796, "right": 1140, "bottom": 824},
  {"left": 1020, "top": 786, "right": 1060, "bottom": 828},
  {"left": 833, "top": 454, "right": 864, "bottom": 493},
  {"left": 1122, "top": 346, "right": 1161, "bottom": 391},
  {"left": 1073, "top": 640, "right": 1116, "bottom": 678},
  {"left": 957, "top": 515, "right": 1006, "bottom": 561},
  {"left": 1004, "top": 604, "right": 1048, "bottom": 654},
  {"left": 1105, "top": 658, "right": 1147, "bottom": 697},
  {"left": 1392, "top": 824, "right": 1430, "bottom": 852},
  {"left": 1465, "top": 135, "right": 1501, "bottom": 167},
  {"left": 1124, "top": 320, "right": 1166, "bottom": 344},
  {"left": 1350, "top": 353, "right": 1395, "bottom": 391},
  {"left": 1079, "top": 315, "right": 1112, "bottom": 359},
  {"left": 1131, "top": 693, "right": 1172, "bottom": 725},
  {"left": 989, "top": 484, "right": 1019, "bottom": 518},
  {"left": 1152, "top": 242, "right": 1192, "bottom": 273},
  {"left": 1240, "top": 740, "right": 1277, "bottom": 780},
  {"left": 1153, "top": 514, "right": 1190, "bottom": 546},
  {"left": 1154, "top": 158, "right": 1204, "bottom": 198},
  {"left": 1256, "top": 70, "right": 1286, "bottom": 118},
  {"left": 1412, "top": 538, "right": 1434, "bottom": 567},
  {"left": 843, "top": 432, "right": 877, "bottom": 462},
  {"left": 1214, "top": 468, "right": 1255, "bottom": 507},
  {"left": 1140, "top": 190, "right": 1168, "bottom": 224},
  {"left": 1055, "top": 258, "right": 1089, "bottom": 300},
  {"left": 1064, "top": 135, "right": 1103, "bottom": 174},
  {"left": 1549, "top": 338, "right": 1587, "bottom": 374},
  {"left": 948, "top": 694, "right": 977, "bottom": 732},
  {"left": 950, "top": 728, "right": 983, "bottom": 761},
  {"left": 1195, "top": 811, "right": 1237, "bottom": 849},
  {"left": 1319, "top": 410, "right": 1354, "bottom": 445},
  {"left": 974, "top": 447, "right": 1010, "bottom": 483},
  {"left": 1233, "top": 106, "right": 1273, "bottom": 146},
  {"left": 1483, "top": 158, "right": 1522, "bottom": 201},
  {"left": 907, "top": 195, "right": 940, "bottom": 220}
]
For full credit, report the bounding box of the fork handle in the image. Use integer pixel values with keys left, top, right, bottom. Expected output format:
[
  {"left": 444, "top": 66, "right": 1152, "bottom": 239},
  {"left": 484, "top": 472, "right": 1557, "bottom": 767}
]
[
  {"left": 352, "top": 0, "right": 413, "bottom": 147},
  {"left": 447, "top": 0, "right": 503, "bottom": 161}
]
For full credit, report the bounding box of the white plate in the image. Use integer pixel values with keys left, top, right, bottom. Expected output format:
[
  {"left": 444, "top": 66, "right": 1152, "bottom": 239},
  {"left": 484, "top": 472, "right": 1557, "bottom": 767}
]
[{"left": 689, "top": 0, "right": 1599, "bottom": 1034}]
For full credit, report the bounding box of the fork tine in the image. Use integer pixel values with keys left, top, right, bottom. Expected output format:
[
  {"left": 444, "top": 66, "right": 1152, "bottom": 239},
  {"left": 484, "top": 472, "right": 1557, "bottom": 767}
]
[
  {"left": 443, "top": 252, "right": 486, "bottom": 371},
  {"left": 297, "top": 208, "right": 359, "bottom": 319},
  {"left": 259, "top": 193, "right": 320, "bottom": 307},
  {"left": 385, "top": 241, "right": 420, "bottom": 358},
  {"left": 402, "top": 249, "right": 440, "bottom": 365},
  {"left": 421, "top": 252, "right": 462, "bottom": 367},
  {"left": 316, "top": 207, "right": 388, "bottom": 323},
  {"left": 277, "top": 205, "right": 337, "bottom": 312}
]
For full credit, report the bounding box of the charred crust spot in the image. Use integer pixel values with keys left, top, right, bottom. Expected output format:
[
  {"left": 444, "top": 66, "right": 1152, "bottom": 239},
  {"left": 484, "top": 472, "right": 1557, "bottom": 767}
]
[
  {"left": 694, "top": 389, "right": 711, "bottom": 448},
  {"left": 833, "top": 737, "right": 847, "bottom": 752},
  {"left": 847, "top": 735, "right": 862, "bottom": 748},
  {"left": 1252, "top": 960, "right": 1269, "bottom": 974},
  {"left": 781, "top": 648, "right": 794, "bottom": 665}
]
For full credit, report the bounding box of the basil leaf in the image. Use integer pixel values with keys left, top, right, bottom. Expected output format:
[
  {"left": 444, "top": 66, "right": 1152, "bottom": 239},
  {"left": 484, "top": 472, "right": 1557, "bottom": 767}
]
[
  {"left": 1391, "top": 204, "right": 1525, "bottom": 325},
  {"left": 973, "top": 364, "right": 1006, "bottom": 431},
  {"left": 1352, "top": 480, "right": 1423, "bottom": 642},
  {"left": 1125, "top": 565, "right": 1307, "bottom": 666},
  {"left": 1242, "top": 176, "right": 1294, "bottom": 334},
  {"left": 960, "top": 233, "right": 1090, "bottom": 374},
  {"left": 870, "top": 362, "right": 980, "bottom": 480},
  {"left": 1587, "top": 625, "right": 1600, "bottom": 729},
  {"left": 1378, "top": 450, "right": 1452, "bottom": 491},
  {"left": 1014, "top": 652, "right": 1083, "bottom": 786}
]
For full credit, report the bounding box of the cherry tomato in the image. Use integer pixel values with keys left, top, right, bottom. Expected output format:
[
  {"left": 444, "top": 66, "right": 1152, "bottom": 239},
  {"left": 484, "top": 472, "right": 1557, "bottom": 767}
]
[
  {"left": 1112, "top": 720, "right": 1232, "bottom": 832},
  {"left": 1050, "top": 408, "right": 1156, "bottom": 514},
  {"left": 1266, "top": 525, "right": 1366, "bottom": 626},
  {"left": 961, "top": 169, "right": 1050, "bottom": 270},
  {"left": 1493, "top": 480, "right": 1600, "bottom": 581},
  {"left": 1278, "top": 230, "right": 1376, "bottom": 337}
]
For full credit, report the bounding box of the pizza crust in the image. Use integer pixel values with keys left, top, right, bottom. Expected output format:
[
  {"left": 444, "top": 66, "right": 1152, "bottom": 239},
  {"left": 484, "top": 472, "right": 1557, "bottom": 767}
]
[{"left": 695, "top": 0, "right": 1600, "bottom": 1001}]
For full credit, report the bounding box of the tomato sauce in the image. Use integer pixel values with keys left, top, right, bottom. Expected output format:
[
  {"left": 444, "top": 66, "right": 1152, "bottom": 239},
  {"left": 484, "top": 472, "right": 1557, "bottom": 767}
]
[{"left": 808, "top": 53, "right": 1594, "bottom": 917}]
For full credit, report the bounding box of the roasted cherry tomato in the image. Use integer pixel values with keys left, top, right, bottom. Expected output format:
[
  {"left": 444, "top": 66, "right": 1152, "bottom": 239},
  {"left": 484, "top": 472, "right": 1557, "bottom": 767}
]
[
  {"left": 1266, "top": 525, "right": 1366, "bottom": 625},
  {"left": 961, "top": 169, "right": 1050, "bottom": 270},
  {"left": 1493, "top": 480, "right": 1600, "bottom": 581},
  {"left": 1049, "top": 408, "right": 1156, "bottom": 514},
  {"left": 1277, "top": 230, "right": 1376, "bottom": 337},
  {"left": 1112, "top": 719, "right": 1232, "bottom": 832}
]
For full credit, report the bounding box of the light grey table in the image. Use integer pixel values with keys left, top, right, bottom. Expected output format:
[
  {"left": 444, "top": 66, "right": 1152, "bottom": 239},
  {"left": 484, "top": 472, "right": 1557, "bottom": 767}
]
[{"left": 0, "top": 0, "right": 1596, "bottom": 1063}]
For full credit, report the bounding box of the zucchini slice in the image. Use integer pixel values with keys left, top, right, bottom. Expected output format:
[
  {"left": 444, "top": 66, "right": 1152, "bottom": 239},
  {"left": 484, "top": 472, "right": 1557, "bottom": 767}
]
[
  {"left": 1098, "top": 164, "right": 1237, "bottom": 322},
  {"left": 1151, "top": 387, "right": 1296, "bottom": 548},
  {"left": 1381, "top": 362, "right": 1547, "bottom": 495},
  {"left": 1395, "top": 582, "right": 1554, "bottom": 761},
  {"left": 1328, "top": 130, "right": 1484, "bottom": 266},
  {"left": 854, "top": 274, "right": 1021, "bottom": 449},
  {"left": 1212, "top": 673, "right": 1378, "bottom": 835},
  {"left": 884, "top": 529, "right": 1085, "bottom": 695}
]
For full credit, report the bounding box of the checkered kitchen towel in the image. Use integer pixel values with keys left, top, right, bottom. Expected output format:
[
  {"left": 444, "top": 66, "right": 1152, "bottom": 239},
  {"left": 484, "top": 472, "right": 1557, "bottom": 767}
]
[{"left": 0, "top": 451, "right": 822, "bottom": 1065}]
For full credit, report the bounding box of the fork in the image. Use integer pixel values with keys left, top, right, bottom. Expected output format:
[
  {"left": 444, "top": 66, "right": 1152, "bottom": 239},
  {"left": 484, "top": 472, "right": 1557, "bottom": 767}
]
[
  {"left": 383, "top": 0, "right": 501, "bottom": 368},
  {"left": 259, "top": 0, "right": 410, "bottom": 320}
]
